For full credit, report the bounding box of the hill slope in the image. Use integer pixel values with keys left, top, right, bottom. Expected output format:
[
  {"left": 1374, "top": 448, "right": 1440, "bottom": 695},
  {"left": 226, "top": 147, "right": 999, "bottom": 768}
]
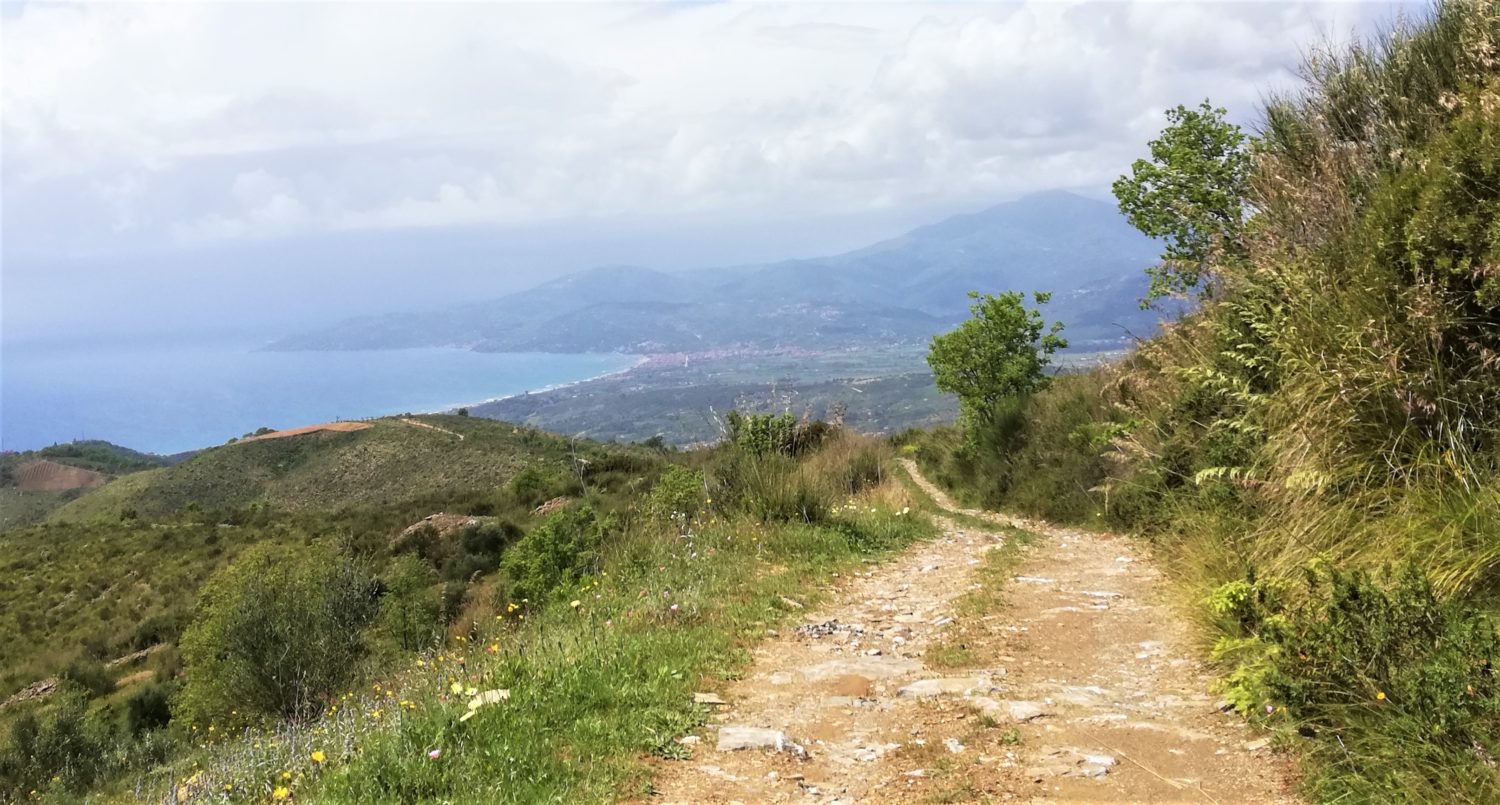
[
  {"left": 2, "top": 414, "right": 660, "bottom": 700},
  {"left": 269, "top": 191, "right": 1162, "bottom": 354},
  {"left": 0, "top": 441, "right": 178, "bottom": 530},
  {"left": 47, "top": 415, "right": 604, "bottom": 523}
]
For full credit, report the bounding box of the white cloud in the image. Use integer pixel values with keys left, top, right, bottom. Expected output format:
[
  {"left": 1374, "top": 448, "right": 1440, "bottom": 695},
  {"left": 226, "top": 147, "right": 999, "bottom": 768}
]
[{"left": 1, "top": 1, "right": 1408, "bottom": 255}]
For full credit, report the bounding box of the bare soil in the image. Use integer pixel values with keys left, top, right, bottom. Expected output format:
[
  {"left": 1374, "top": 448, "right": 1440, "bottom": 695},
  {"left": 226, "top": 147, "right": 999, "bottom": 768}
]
[
  {"left": 238, "top": 421, "right": 372, "bottom": 442},
  {"left": 647, "top": 461, "right": 1297, "bottom": 804},
  {"left": 13, "top": 459, "right": 107, "bottom": 491}
]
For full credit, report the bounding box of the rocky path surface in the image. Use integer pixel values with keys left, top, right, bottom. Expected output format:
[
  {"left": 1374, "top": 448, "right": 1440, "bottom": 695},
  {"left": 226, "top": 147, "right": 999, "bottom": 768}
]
[{"left": 649, "top": 461, "right": 1296, "bottom": 804}]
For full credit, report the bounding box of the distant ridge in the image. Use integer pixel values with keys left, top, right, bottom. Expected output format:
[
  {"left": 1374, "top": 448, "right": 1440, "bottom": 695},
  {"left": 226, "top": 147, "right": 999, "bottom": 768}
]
[{"left": 268, "top": 191, "right": 1163, "bottom": 354}]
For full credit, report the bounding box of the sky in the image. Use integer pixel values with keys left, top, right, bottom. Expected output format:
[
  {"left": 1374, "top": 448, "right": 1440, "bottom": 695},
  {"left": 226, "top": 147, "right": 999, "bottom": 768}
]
[{"left": 2, "top": 0, "right": 1411, "bottom": 342}]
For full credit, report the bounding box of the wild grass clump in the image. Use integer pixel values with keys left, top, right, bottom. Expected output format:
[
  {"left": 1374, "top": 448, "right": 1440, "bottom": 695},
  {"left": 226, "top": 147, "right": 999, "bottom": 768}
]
[{"left": 709, "top": 428, "right": 892, "bottom": 525}]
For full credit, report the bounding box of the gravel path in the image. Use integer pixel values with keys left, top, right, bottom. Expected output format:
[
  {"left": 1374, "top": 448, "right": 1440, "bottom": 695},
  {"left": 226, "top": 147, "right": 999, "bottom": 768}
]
[{"left": 648, "top": 460, "right": 1297, "bottom": 804}]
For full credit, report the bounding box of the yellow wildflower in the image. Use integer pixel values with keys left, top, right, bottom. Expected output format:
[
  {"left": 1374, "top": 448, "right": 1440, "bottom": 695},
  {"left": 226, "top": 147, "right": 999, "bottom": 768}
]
[
  {"left": 273, "top": 785, "right": 291, "bottom": 800},
  {"left": 1376, "top": 691, "right": 1387, "bottom": 701},
  {"left": 310, "top": 750, "right": 326, "bottom": 764}
]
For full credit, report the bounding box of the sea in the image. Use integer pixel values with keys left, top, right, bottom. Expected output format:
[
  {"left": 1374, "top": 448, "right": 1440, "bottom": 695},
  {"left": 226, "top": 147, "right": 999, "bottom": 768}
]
[{"left": 1, "top": 336, "right": 638, "bottom": 455}]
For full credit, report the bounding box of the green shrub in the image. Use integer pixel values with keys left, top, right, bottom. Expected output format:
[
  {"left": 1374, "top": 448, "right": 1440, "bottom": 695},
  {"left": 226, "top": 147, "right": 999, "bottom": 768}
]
[
  {"left": 500, "top": 505, "right": 618, "bottom": 604},
  {"left": 129, "top": 611, "right": 188, "bottom": 651},
  {"left": 645, "top": 466, "right": 706, "bottom": 522},
  {"left": 0, "top": 689, "right": 111, "bottom": 795},
  {"left": 60, "top": 659, "right": 113, "bottom": 699},
  {"left": 507, "top": 466, "right": 581, "bottom": 509},
  {"left": 1212, "top": 565, "right": 1500, "bottom": 801},
  {"left": 124, "top": 682, "right": 175, "bottom": 736},
  {"left": 439, "top": 580, "right": 468, "bottom": 625},
  {"left": 913, "top": 372, "right": 1119, "bottom": 523},
  {"left": 442, "top": 521, "right": 520, "bottom": 582},
  {"left": 177, "top": 542, "right": 380, "bottom": 725}
]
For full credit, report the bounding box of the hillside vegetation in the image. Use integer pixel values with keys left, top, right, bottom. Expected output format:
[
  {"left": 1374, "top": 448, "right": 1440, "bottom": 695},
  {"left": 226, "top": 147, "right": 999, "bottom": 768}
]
[
  {"left": 914, "top": 3, "right": 1500, "bottom": 800},
  {"left": 0, "top": 441, "right": 176, "bottom": 530},
  {"left": 0, "top": 410, "right": 928, "bottom": 803},
  {"left": 0, "top": 416, "right": 661, "bottom": 701}
]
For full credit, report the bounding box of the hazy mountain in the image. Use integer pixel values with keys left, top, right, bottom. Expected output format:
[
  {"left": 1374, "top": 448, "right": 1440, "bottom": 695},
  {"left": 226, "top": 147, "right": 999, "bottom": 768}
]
[{"left": 269, "top": 191, "right": 1164, "bottom": 353}]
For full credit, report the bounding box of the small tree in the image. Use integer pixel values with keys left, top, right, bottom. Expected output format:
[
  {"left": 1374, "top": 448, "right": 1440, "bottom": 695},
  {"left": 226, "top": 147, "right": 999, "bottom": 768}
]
[
  {"left": 1112, "top": 100, "right": 1251, "bottom": 302},
  {"left": 928, "top": 291, "right": 1067, "bottom": 432},
  {"left": 177, "top": 543, "right": 379, "bottom": 725},
  {"left": 375, "top": 555, "right": 441, "bottom": 653}
]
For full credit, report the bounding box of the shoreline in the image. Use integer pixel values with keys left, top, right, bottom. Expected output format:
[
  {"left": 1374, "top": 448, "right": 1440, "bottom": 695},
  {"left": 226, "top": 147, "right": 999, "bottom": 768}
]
[{"left": 423, "top": 354, "right": 650, "bottom": 414}]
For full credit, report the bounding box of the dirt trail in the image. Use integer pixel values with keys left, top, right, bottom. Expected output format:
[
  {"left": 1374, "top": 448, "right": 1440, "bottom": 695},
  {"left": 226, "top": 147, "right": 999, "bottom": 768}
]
[
  {"left": 650, "top": 460, "right": 1295, "bottom": 804},
  {"left": 398, "top": 418, "right": 464, "bottom": 440}
]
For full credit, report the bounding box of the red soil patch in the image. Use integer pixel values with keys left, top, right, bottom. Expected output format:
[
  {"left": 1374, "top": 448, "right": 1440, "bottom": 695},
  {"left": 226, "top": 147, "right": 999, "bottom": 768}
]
[
  {"left": 14, "top": 459, "right": 107, "bottom": 492},
  {"left": 238, "top": 421, "right": 373, "bottom": 443}
]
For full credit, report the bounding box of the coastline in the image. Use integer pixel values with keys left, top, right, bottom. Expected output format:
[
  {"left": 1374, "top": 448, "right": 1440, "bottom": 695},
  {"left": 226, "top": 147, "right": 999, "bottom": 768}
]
[{"left": 424, "top": 353, "right": 649, "bottom": 414}]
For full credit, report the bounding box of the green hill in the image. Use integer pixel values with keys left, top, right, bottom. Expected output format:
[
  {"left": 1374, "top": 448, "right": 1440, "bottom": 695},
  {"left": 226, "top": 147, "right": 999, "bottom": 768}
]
[
  {"left": 0, "top": 441, "right": 177, "bottom": 531},
  {"left": 48, "top": 415, "right": 614, "bottom": 524},
  {"left": 2, "top": 415, "right": 662, "bottom": 700}
]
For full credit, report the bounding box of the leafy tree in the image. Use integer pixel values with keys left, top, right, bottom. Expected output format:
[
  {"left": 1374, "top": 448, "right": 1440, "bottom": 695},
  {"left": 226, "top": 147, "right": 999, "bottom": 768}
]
[
  {"left": 375, "top": 555, "right": 441, "bottom": 653},
  {"left": 177, "top": 542, "right": 379, "bottom": 725},
  {"left": 928, "top": 291, "right": 1067, "bottom": 431},
  {"left": 1112, "top": 100, "right": 1251, "bottom": 302}
]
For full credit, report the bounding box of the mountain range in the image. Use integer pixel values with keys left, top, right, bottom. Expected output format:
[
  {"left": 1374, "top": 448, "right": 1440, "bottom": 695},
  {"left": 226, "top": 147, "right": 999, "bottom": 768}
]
[{"left": 268, "top": 190, "right": 1165, "bottom": 354}]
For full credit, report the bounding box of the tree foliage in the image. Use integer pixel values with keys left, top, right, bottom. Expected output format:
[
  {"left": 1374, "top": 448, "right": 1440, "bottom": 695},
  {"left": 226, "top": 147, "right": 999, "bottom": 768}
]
[
  {"left": 927, "top": 290, "right": 1067, "bottom": 430},
  {"left": 1113, "top": 101, "right": 1251, "bottom": 301},
  {"left": 499, "top": 505, "right": 617, "bottom": 603},
  {"left": 375, "top": 555, "right": 442, "bottom": 653},
  {"left": 177, "top": 542, "right": 380, "bottom": 725}
]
